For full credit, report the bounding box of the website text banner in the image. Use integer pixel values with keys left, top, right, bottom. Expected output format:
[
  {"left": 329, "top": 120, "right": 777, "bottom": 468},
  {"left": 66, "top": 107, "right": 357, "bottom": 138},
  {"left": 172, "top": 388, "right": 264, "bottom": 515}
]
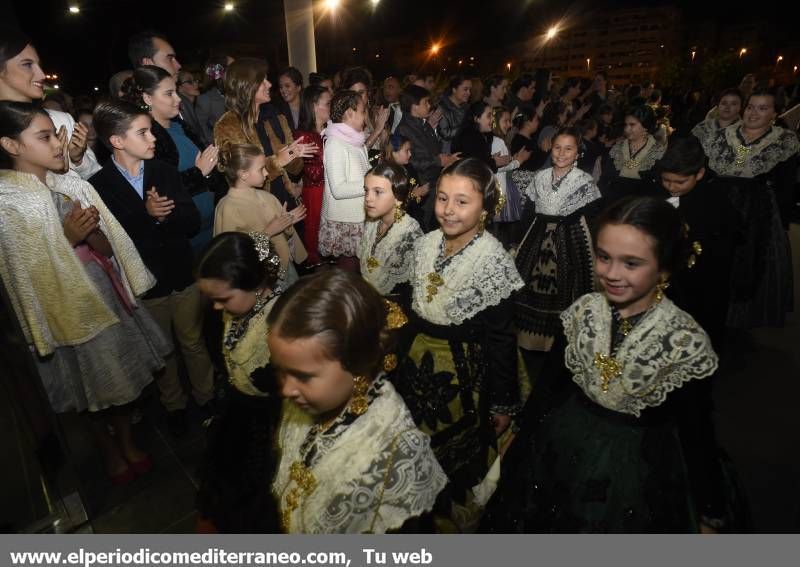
[{"left": 0, "top": 534, "right": 792, "bottom": 567}]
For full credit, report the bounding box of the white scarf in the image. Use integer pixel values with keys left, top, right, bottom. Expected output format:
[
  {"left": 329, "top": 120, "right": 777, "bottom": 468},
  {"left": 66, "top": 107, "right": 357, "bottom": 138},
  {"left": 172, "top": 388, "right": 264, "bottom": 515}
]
[
  {"left": 357, "top": 214, "right": 423, "bottom": 295},
  {"left": 561, "top": 293, "right": 718, "bottom": 417},
  {"left": 273, "top": 378, "right": 447, "bottom": 533},
  {"left": 411, "top": 230, "right": 524, "bottom": 326}
]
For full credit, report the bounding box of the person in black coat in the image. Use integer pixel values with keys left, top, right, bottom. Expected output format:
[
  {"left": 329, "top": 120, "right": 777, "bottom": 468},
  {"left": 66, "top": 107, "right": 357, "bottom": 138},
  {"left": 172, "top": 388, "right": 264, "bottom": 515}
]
[{"left": 91, "top": 100, "right": 214, "bottom": 436}]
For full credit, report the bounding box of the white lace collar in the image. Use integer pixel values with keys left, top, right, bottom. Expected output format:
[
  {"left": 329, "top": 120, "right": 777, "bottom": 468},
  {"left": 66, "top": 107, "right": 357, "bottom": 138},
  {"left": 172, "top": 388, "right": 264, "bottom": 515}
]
[
  {"left": 526, "top": 166, "right": 601, "bottom": 216},
  {"left": 273, "top": 377, "right": 446, "bottom": 533},
  {"left": 610, "top": 135, "right": 665, "bottom": 179},
  {"left": 704, "top": 124, "right": 799, "bottom": 178},
  {"left": 357, "top": 214, "right": 423, "bottom": 295},
  {"left": 561, "top": 293, "right": 718, "bottom": 417},
  {"left": 411, "top": 230, "right": 524, "bottom": 326}
]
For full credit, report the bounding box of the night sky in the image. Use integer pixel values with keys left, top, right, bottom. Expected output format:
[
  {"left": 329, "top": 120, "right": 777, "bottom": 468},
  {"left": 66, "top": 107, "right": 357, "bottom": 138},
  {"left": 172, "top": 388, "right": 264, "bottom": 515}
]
[{"left": 2, "top": 0, "right": 790, "bottom": 93}]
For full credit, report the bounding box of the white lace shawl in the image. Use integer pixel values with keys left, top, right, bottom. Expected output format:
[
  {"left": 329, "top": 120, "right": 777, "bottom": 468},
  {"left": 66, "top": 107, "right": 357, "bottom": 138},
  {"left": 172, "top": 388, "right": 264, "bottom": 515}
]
[
  {"left": 222, "top": 296, "right": 278, "bottom": 397},
  {"left": 523, "top": 166, "right": 601, "bottom": 216},
  {"left": 411, "top": 230, "right": 524, "bottom": 326},
  {"left": 561, "top": 293, "right": 719, "bottom": 417},
  {"left": 357, "top": 214, "right": 423, "bottom": 295},
  {"left": 273, "top": 379, "right": 447, "bottom": 533},
  {"left": 609, "top": 135, "right": 666, "bottom": 179},
  {"left": 691, "top": 118, "right": 741, "bottom": 146},
  {"left": 702, "top": 124, "right": 800, "bottom": 178}
]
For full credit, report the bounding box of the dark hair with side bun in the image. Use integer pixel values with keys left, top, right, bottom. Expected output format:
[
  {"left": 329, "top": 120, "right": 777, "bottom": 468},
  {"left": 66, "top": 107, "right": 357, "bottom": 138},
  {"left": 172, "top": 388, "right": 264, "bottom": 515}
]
[
  {"left": 196, "top": 232, "right": 281, "bottom": 292},
  {"left": 216, "top": 143, "right": 263, "bottom": 185},
  {"left": 365, "top": 162, "right": 410, "bottom": 205},
  {"left": 594, "top": 196, "right": 688, "bottom": 275},
  {"left": 120, "top": 65, "right": 172, "bottom": 111},
  {"left": 267, "top": 270, "right": 392, "bottom": 378},
  {"left": 438, "top": 157, "right": 500, "bottom": 216},
  {"left": 93, "top": 100, "right": 149, "bottom": 151},
  {"left": 0, "top": 101, "right": 50, "bottom": 168},
  {"left": 625, "top": 104, "right": 657, "bottom": 134}
]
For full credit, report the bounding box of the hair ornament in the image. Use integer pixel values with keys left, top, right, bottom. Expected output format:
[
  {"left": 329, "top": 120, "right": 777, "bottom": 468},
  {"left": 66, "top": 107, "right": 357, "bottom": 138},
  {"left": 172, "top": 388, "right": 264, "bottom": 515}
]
[{"left": 206, "top": 63, "right": 226, "bottom": 81}]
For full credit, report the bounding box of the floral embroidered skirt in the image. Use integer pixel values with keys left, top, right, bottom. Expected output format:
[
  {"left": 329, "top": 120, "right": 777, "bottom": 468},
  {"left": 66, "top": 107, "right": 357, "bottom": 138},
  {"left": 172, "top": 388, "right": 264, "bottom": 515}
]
[
  {"left": 318, "top": 218, "right": 363, "bottom": 258},
  {"left": 513, "top": 212, "right": 595, "bottom": 351}
]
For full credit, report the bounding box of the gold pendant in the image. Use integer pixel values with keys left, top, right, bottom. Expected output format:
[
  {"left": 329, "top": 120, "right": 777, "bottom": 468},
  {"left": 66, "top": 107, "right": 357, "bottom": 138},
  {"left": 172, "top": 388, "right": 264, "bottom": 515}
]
[
  {"left": 623, "top": 158, "right": 639, "bottom": 169},
  {"left": 366, "top": 256, "right": 379, "bottom": 273},
  {"left": 425, "top": 272, "right": 445, "bottom": 302},
  {"left": 620, "top": 319, "right": 633, "bottom": 336},
  {"left": 594, "top": 353, "right": 623, "bottom": 393},
  {"left": 734, "top": 145, "right": 750, "bottom": 166}
]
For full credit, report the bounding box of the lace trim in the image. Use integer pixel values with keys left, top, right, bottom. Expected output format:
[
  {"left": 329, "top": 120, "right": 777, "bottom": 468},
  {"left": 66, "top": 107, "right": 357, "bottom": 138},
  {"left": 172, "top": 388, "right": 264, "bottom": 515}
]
[
  {"left": 273, "top": 378, "right": 447, "bottom": 533},
  {"left": 560, "top": 293, "right": 719, "bottom": 417},
  {"left": 524, "top": 167, "right": 601, "bottom": 216},
  {"left": 222, "top": 296, "right": 279, "bottom": 397},
  {"left": 610, "top": 135, "right": 665, "bottom": 179},
  {"left": 411, "top": 230, "right": 524, "bottom": 326},
  {"left": 357, "top": 215, "right": 423, "bottom": 295},
  {"left": 704, "top": 124, "right": 799, "bottom": 178}
]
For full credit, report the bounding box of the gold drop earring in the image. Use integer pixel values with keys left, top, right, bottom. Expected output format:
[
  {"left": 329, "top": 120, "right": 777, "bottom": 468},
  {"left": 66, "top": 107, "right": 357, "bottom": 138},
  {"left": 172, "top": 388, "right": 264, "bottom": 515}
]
[
  {"left": 394, "top": 200, "right": 405, "bottom": 222},
  {"left": 654, "top": 275, "right": 670, "bottom": 303},
  {"left": 350, "top": 376, "right": 369, "bottom": 416}
]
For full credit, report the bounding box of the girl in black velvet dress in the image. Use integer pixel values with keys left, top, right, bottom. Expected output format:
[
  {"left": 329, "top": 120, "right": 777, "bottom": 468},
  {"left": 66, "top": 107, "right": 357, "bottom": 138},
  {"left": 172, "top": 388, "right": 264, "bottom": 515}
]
[{"left": 195, "top": 232, "right": 283, "bottom": 533}]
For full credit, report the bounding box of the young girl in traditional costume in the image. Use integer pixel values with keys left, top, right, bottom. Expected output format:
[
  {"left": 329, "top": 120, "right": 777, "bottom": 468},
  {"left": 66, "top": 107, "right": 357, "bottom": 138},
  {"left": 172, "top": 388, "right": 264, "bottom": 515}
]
[
  {"left": 195, "top": 231, "right": 284, "bottom": 533},
  {"left": 358, "top": 162, "right": 423, "bottom": 309},
  {"left": 514, "top": 127, "right": 602, "bottom": 352},
  {"left": 382, "top": 134, "right": 432, "bottom": 230},
  {"left": 214, "top": 143, "right": 307, "bottom": 289},
  {"left": 0, "top": 101, "right": 169, "bottom": 484},
  {"left": 394, "top": 157, "right": 525, "bottom": 527},
  {"left": 482, "top": 196, "right": 729, "bottom": 533},
  {"left": 268, "top": 270, "right": 446, "bottom": 533}
]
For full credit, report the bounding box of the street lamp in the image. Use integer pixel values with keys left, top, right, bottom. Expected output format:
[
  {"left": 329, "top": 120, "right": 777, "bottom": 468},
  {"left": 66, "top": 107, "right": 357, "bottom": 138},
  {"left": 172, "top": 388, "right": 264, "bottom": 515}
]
[
  {"left": 430, "top": 43, "right": 441, "bottom": 55},
  {"left": 546, "top": 26, "right": 558, "bottom": 41},
  {"left": 325, "top": 0, "right": 340, "bottom": 12},
  {"left": 586, "top": 58, "right": 591, "bottom": 71},
  {"left": 739, "top": 47, "right": 747, "bottom": 58},
  {"left": 68, "top": 5, "right": 80, "bottom": 14},
  {"left": 223, "top": 2, "right": 235, "bottom": 11},
  {"left": 506, "top": 62, "right": 512, "bottom": 72},
  {"left": 776, "top": 55, "right": 783, "bottom": 64}
]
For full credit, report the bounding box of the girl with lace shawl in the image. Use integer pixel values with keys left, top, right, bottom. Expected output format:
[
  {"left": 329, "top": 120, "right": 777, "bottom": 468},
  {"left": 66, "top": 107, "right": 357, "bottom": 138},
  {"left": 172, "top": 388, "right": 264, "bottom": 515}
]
[
  {"left": 690, "top": 88, "right": 743, "bottom": 147},
  {"left": 268, "top": 270, "right": 446, "bottom": 533},
  {"left": 513, "top": 127, "right": 602, "bottom": 352},
  {"left": 195, "top": 232, "right": 284, "bottom": 533},
  {"left": 599, "top": 104, "right": 666, "bottom": 205},
  {"left": 699, "top": 89, "right": 799, "bottom": 329},
  {"left": 393, "top": 158, "right": 526, "bottom": 527},
  {"left": 0, "top": 101, "right": 170, "bottom": 484},
  {"left": 357, "top": 162, "right": 423, "bottom": 314},
  {"left": 481, "top": 197, "right": 733, "bottom": 533}
]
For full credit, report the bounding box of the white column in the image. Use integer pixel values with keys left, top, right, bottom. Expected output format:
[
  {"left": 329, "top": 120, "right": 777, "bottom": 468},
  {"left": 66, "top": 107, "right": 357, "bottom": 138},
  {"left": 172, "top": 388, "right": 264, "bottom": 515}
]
[{"left": 283, "top": 0, "right": 317, "bottom": 77}]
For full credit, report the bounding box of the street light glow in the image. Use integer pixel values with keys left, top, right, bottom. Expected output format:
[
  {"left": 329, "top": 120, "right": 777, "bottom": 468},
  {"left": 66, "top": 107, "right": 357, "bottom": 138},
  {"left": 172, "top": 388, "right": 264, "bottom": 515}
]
[
  {"left": 546, "top": 26, "right": 558, "bottom": 40},
  {"left": 370, "top": 0, "right": 380, "bottom": 6},
  {"left": 739, "top": 47, "right": 747, "bottom": 57},
  {"left": 224, "top": 2, "right": 235, "bottom": 11},
  {"left": 68, "top": 5, "right": 80, "bottom": 13},
  {"left": 325, "top": 0, "right": 341, "bottom": 11},
  {"left": 586, "top": 58, "right": 591, "bottom": 70},
  {"left": 430, "top": 43, "right": 441, "bottom": 55},
  {"left": 776, "top": 55, "right": 783, "bottom": 63},
  {"left": 506, "top": 62, "right": 511, "bottom": 71}
]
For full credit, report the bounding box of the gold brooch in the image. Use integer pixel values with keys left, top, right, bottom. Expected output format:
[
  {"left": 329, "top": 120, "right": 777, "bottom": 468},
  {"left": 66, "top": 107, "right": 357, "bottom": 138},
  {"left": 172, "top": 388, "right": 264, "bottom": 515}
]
[
  {"left": 383, "top": 299, "right": 408, "bottom": 330},
  {"left": 594, "top": 353, "right": 623, "bottom": 393},
  {"left": 687, "top": 240, "right": 703, "bottom": 269},
  {"left": 366, "top": 256, "right": 379, "bottom": 273},
  {"left": 282, "top": 461, "right": 317, "bottom": 532},
  {"left": 734, "top": 145, "right": 750, "bottom": 166},
  {"left": 425, "top": 272, "right": 445, "bottom": 302}
]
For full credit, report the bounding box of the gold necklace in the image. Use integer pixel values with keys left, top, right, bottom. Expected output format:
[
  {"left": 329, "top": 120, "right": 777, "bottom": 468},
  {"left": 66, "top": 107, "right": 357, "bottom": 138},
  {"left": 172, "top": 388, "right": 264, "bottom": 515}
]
[
  {"left": 366, "top": 220, "right": 391, "bottom": 273},
  {"left": 594, "top": 353, "right": 623, "bottom": 393},
  {"left": 624, "top": 138, "right": 647, "bottom": 169},
  {"left": 281, "top": 461, "right": 317, "bottom": 532}
]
